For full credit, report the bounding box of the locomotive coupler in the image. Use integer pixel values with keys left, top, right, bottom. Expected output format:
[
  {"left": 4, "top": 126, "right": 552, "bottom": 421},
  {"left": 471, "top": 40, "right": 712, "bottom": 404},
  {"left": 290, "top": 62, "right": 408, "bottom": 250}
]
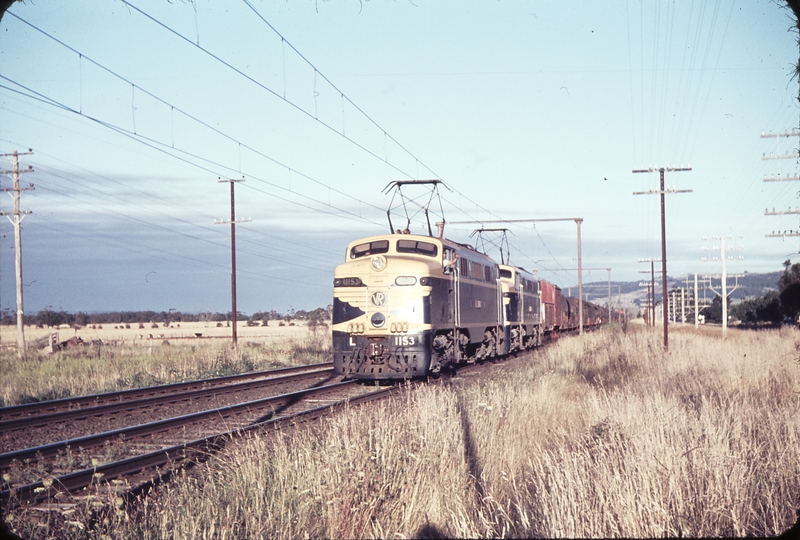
[{"left": 369, "top": 342, "right": 385, "bottom": 362}]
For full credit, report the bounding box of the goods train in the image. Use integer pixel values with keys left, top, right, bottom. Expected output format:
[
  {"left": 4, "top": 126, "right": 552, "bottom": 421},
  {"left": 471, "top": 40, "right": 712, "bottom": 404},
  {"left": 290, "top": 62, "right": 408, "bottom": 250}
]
[{"left": 332, "top": 232, "right": 606, "bottom": 380}]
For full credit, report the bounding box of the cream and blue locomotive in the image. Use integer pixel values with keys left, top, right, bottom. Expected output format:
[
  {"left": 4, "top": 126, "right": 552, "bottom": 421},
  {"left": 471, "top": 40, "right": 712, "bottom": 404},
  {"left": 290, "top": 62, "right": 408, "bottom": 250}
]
[
  {"left": 332, "top": 233, "right": 506, "bottom": 379},
  {"left": 498, "top": 264, "right": 543, "bottom": 354},
  {"left": 332, "top": 231, "right": 606, "bottom": 379}
]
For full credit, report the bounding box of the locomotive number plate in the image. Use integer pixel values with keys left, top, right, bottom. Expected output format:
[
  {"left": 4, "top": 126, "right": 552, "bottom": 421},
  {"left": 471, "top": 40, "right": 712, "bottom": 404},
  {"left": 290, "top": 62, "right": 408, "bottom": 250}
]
[{"left": 394, "top": 336, "right": 416, "bottom": 346}]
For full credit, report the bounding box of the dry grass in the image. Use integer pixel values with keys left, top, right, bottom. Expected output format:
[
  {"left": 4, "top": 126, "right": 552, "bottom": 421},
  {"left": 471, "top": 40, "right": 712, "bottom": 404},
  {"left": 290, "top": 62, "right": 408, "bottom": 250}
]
[
  {"left": 0, "top": 329, "right": 331, "bottom": 406},
  {"left": 6, "top": 325, "right": 799, "bottom": 538}
]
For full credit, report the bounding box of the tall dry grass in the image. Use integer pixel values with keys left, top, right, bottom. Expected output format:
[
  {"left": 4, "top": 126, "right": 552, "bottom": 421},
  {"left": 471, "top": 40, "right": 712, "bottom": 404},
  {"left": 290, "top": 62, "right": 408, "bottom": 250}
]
[
  {"left": 6, "top": 325, "right": 799, "bottom": 538},
  {"left": 0, "top": 332, "right": 331, "bottom": 407}
]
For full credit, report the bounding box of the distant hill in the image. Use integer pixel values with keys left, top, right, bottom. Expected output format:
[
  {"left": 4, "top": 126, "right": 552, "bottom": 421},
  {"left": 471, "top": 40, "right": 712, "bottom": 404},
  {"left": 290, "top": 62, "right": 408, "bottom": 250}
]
[{"left": 576, "top": 270, "right": 782, "bottom": 312}]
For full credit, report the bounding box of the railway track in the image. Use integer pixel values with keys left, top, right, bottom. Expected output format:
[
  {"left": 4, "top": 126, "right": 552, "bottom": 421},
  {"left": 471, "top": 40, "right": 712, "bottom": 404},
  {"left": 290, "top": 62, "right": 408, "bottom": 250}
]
[
  {"left": 0, "top": 362, "right": 335, "bottom": 453},
  {"left": 1, "top": 379, "right": 404, "bottom": 507},
  {"left": 0, "top": 362, "right": 333, "bottom": 422},
  {"left": 1, "top": 351, "right": 534, "bottom": 512}
]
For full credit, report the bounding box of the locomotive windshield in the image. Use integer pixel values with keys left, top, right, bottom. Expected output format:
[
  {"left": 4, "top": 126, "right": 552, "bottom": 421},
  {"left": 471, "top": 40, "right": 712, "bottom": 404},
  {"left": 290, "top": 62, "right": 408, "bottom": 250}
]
[
  {"left": 396, "top": 239, "right": 438, "bottom": 257},
  {"left": 350, "top": 240, "right": 390, "bottom": 259}
]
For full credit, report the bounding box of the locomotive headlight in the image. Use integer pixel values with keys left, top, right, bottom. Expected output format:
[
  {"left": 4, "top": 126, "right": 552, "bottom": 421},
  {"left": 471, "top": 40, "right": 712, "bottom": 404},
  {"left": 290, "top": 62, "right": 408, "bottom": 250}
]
[
  {"left": 395, "top": 276, "right": 416, "bottom": 286},
  {"left": 419, "top": 277, "right": 431, "bottom": 286},
  {"left": 371, "top": 312, "right": 386, "bottom": 328},
  {"left": 371, "top": 256, "right": 387, "bottom": 271},
  {"left": 390, "top": 323, "right": 397, "bottom": 333}
]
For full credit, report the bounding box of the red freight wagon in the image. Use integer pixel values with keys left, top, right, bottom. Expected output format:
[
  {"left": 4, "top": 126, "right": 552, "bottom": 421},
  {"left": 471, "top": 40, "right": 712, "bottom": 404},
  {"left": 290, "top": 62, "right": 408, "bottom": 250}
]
[{"left": 539, "top": 280, "right": 562, "bottom": 331}]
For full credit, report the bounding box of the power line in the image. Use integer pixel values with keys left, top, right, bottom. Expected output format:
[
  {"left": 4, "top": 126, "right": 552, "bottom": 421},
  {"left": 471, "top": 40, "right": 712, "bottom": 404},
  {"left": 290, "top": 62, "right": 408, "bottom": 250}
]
[
  {"left": 112, "top": 2, "right": 517, "bottom": 238},
  {"left": 5, "top": 7, "right": 518, "bottom": 249},
  {"left": 0, "top": 76, "right": 385, "bottom": 229},
  {"left": 115, "top": 1, "right": 421, "bottom": 180},
  {"left": 4, "top": 11, "right": 386, "bottom": 217}
]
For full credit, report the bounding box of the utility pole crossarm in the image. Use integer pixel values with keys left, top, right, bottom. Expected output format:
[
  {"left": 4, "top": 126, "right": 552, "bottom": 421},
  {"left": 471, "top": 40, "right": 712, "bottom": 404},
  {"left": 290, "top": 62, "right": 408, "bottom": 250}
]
[
  {"left": 763, "top": 174, "right": 800, "bottom": 182},
  {"left": 633, "top": 188, "right": 693, "bottom": 195},
  {"left": 760, "top": 130, "right": 800, "bottom": 138},
  {"left": 762, "top": 153, "right": 799, "bottom": 160},
  {"left": 765, "top": 208, "right": 800, "bottom": 216}
]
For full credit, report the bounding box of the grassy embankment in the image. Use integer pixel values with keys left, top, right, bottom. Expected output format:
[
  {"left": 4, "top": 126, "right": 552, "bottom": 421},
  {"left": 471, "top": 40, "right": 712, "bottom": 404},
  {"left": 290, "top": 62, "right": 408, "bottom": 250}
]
[{"left": 5, "top": 324, "right": 800, "bottom": 538}]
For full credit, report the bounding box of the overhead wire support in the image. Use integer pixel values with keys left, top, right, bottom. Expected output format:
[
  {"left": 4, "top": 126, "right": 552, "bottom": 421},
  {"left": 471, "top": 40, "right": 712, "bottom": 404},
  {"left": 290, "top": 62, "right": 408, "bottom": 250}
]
[
  {"left": 0, "top": 149, "right": 35, "bottom": 357},
  {"left": 214, "top": 177, "right": 252, "bottom": 346},
  {"left": 633, "top": 164, "right": 692, "bottom": 351}
]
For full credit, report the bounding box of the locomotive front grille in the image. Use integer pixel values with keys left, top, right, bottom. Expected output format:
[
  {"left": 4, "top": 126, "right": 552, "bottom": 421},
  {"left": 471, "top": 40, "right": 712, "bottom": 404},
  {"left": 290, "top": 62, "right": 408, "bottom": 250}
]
[{"left": 333, "top": 331, "right": 431, "bottom": 379}]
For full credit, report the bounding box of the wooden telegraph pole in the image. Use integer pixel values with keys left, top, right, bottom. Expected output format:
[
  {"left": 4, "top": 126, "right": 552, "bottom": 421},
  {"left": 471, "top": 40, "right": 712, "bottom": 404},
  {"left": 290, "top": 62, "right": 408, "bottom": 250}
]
[
  {"left": 1, "top": 150, "right": 34, "bottom": 358},
  {"left": 633, "top": 165, "right": 692, "bottom": 351},
  {"left": 214, "top": 177, "right": 251, "bottom": 346}
]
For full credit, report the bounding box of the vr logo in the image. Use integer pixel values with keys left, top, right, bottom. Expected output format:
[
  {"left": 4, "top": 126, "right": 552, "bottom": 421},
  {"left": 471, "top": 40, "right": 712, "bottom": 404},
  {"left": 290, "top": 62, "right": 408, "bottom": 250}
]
[{"left": 371, "top": 291, "right": 386, "bottom": 306}]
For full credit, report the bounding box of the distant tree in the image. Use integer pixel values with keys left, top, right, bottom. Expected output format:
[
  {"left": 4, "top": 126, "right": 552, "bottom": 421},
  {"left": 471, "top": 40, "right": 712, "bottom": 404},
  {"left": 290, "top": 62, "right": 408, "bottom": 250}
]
[
  {"left": 307, "top": 310, "right": 328, "bottom": 335},
  {"left": 310, "top": 307, "right": 330, "bottom": 321},
  {"left": 700, "top": 295, "right": 730, "bottom": 324},
  {"left": 731, "top": 291, "right": 782, "bottom": 324},
  {"left": 74, "top": 312, "right": 90, "bottom": 327},
  {"left": 778, "top": 260, "right": 800, "bottom": 320},
  {"left": 38, "top": 310, "right": 65, "bottom": 328}
]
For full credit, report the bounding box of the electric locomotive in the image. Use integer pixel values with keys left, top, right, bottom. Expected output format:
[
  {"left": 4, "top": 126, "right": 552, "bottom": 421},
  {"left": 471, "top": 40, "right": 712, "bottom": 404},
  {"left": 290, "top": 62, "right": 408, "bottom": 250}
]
[
  {"left": 332, "top": 232, "right": 607, "bottom": 380},
  {"left": 497, "top": 264, "right": 543, "bottom": 354},
  {"left": 332, "top": 233, "right": 504, "bottom": 379}
]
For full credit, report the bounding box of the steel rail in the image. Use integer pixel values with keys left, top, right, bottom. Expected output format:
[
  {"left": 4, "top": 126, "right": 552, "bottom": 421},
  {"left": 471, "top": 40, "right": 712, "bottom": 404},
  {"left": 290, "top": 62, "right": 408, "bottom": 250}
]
[
  {"left": 2, "top": 381, "right": 409, "bottom": 505},
  {"left": 0, "top": 377, "right": 350, "bottom": 471},
  {"left": 0, "top": 362, "right": 333, "bottom": 421},
  {"left": 0, "top": 367, "right": 335, "bottom": 433}
]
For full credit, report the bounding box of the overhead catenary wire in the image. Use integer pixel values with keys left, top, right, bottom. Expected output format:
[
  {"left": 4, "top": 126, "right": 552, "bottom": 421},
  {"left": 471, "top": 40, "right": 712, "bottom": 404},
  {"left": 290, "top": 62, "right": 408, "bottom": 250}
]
[
  {"left": 115, "top": 1, "right": 422, "bottom": 181},
  {"left": 5, "top": 7, "right": 509, "bottom": 248},
  {"left": 4, "top": 11, "right": 385, "bottom": 217},
  {"left": 116, "top": 1, "right": 542, "bottom": 250},
  {"left": 0, "top": 76, "right": 386, "bottom": 229}
]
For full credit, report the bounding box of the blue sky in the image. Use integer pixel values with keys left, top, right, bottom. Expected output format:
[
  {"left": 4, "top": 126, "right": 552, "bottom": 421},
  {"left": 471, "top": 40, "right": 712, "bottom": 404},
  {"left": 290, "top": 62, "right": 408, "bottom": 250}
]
[{"left": 0, "top": 0, "right": 797, "bottom": 314}]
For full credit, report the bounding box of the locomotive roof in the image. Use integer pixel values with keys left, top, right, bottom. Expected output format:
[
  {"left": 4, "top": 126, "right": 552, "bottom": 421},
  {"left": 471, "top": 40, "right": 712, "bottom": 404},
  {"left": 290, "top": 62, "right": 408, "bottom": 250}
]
[{"left": 346, "top": 233, "right": 491, "bottom": 259}]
